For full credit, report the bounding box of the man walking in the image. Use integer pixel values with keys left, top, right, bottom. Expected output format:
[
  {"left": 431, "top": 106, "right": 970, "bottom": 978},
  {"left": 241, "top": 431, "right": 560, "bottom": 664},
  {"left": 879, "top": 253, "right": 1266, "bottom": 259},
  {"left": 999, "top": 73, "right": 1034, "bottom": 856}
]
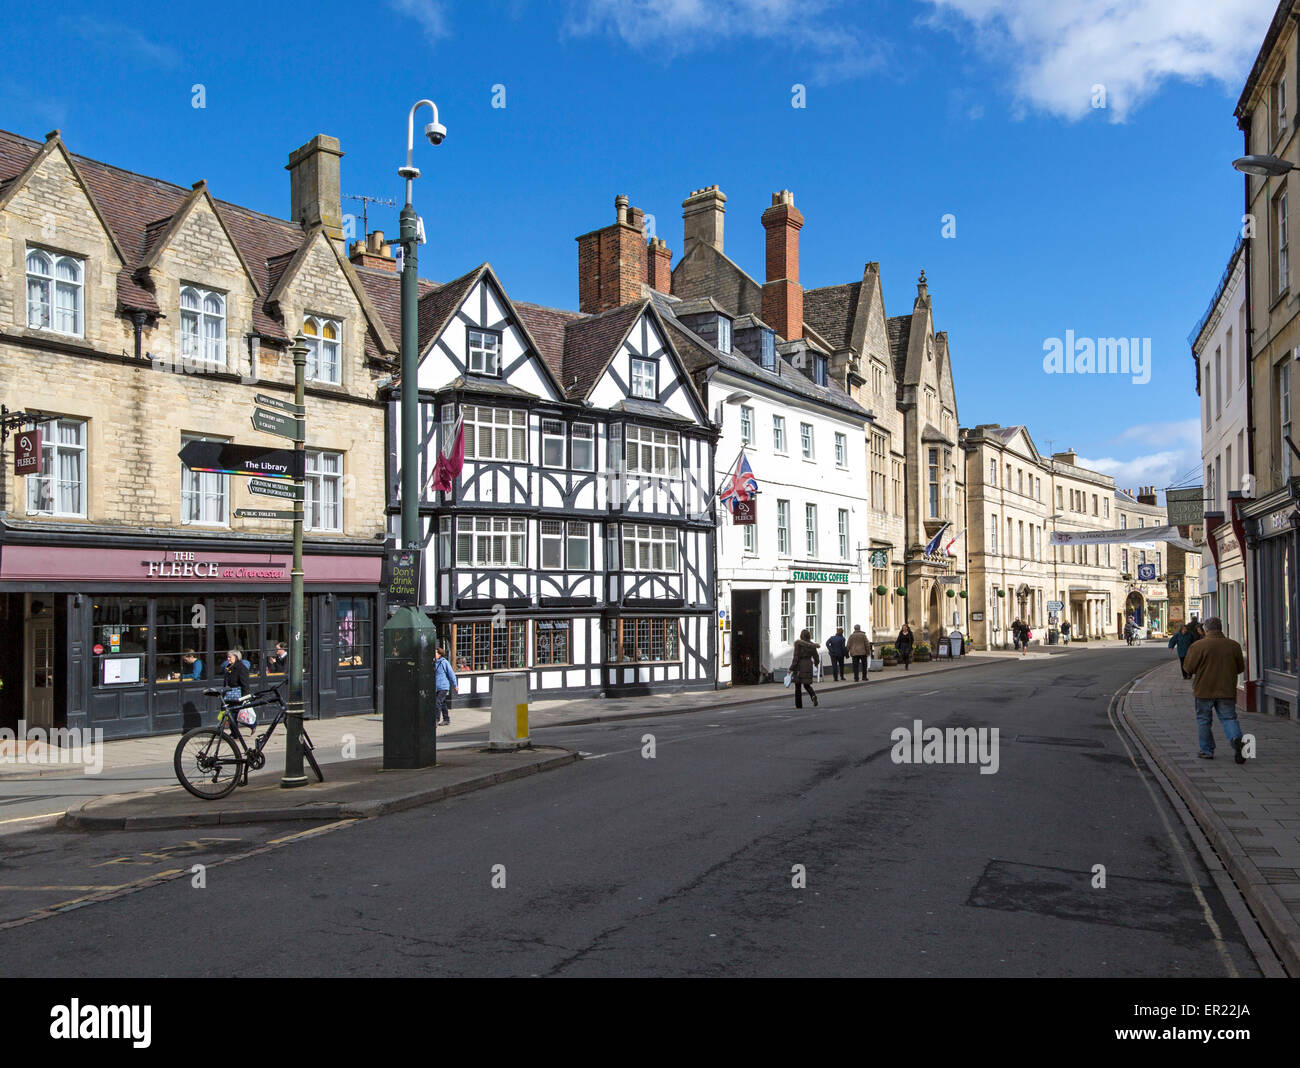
[
  {"left": 846, "top": 624, "right": 871, "bottom": 681},
  {"left": 433, "top": 644, "right": 457, "bottom": 726},
  {"left": 1182, "top": 618, "right": 1246, "bottom": 763},
  {"left": 826, "top": 627, "right": 847, "bottom": 681},
  {"left": 791, "top": 630, "right": 820, "bottom": 709}
]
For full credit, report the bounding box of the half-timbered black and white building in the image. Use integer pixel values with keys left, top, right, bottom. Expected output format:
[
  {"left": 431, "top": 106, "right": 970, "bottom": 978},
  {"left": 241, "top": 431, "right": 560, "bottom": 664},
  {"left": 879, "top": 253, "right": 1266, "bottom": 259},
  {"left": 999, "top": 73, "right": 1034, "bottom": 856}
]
[{"left": 385, "top": 260, "right": 718, "bottom": 702}]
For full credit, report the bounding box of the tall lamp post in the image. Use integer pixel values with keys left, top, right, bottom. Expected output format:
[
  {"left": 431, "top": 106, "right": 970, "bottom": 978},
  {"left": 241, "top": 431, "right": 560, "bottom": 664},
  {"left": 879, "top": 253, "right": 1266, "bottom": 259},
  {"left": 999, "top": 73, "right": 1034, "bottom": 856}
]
[
  {"left": 382, "top": 99, "right": 445, "bottom": 772},
  {"left": 398, "top": 98, "right": 446, "bottom": 550}
]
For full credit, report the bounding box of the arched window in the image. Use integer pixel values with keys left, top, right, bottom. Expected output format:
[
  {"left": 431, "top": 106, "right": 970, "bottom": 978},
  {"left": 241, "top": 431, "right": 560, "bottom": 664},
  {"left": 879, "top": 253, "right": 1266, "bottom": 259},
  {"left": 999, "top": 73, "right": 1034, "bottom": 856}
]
[
  {"left": 26, "top": 249, "right": 83, "bottom": 335},
  {"left": 179, "top": 286, "right": 225, "bottom": 368},
  {"left": 303, "top": 316, "right": 341, "bottom": 384}
]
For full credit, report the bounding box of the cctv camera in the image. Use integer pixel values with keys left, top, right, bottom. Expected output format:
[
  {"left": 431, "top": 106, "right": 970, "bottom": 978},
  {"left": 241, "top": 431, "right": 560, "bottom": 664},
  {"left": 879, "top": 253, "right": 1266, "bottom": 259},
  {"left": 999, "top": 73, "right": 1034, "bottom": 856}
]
[{"left": 425, "top": 121, "right": 447, "bottom": 146}]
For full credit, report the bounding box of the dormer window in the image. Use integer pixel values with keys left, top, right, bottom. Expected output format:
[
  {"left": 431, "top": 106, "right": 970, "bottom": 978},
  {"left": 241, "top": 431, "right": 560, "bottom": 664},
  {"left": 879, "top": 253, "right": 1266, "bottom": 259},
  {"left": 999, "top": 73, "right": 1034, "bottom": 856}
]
[
  {"left": 303, "top": 316, "right": 341, "bottom": 384},
  {"left": 813, "top": 355, "right": 828, "bottom": 386},
  {"left": 716, "top": 315, "right": 732, "bottom": 354},
  {"left": 180, "top": 286, "right": 226, "bottom": 370},
  {"left": 26, "top": 249, "right": 83, "bottom": 336},
  {"left": 631, "top": 357, "right": 657, "bottom": 399},
  {"left": 760, "top": 329, "right": 775, "bottom": 371},
  {"left": 467, "top": 329, "right": 501, "bottom": 376}
]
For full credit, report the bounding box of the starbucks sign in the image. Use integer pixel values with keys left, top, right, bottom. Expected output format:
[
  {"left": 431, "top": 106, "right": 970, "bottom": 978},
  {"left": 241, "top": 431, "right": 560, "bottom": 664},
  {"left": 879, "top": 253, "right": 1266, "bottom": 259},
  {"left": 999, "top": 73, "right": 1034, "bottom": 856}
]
[
  {"left": 791, "top": 569, "right": 850, "bottom": 584},
  {"left": 869, "top": 550, "right": 888, "bottom": 569}
]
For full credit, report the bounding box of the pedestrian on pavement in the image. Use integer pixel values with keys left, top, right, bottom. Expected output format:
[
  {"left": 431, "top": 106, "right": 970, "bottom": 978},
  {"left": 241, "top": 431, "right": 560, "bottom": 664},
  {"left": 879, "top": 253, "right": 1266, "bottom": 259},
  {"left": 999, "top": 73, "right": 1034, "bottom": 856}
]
[
  {"left": 1011, "top": 618, "right": 1023, "bottom": 653},
  {"left": 1168, "top": 623, "right": 1196, "bottom": 679},
  {"left": 1060, "top": 620, "right": 1071, "bottom": 645},
  {"left": 1182, "top": 618, "right": 1246, "bottom": 763},
  {"left": 846, "top": 624, "right": 871, "bottom": 681},
  {"left": 222, "top": 648, "right": 250, "bottom": 701},
  {"left": 895, "top": 624, "right": 914, "bottom": 670},
  {"left": 791, "top": 629, "right": 820, "bottom": 708},
  {"left": 1018, "top": 620, "right": 1031, "bottom": 657},
  {"left": 434, "top": 645, "right": 457, "bottom": 726},
  {"left": 826, "top": 627, "right": 847, "bottom": 681}
]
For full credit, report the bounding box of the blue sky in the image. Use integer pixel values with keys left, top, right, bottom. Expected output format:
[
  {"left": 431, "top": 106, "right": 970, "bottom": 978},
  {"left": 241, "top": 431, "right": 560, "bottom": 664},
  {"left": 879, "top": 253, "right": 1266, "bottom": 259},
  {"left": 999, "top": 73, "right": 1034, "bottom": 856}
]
[{"left": 2, "top": 0, "right": 1279, "bottom": 495}]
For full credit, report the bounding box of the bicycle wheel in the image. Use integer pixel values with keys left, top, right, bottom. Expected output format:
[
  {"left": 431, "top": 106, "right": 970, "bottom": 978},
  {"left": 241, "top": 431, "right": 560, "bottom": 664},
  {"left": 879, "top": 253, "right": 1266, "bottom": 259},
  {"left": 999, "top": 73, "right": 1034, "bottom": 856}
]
[
  {"left": 302, "top": 731, "right": 324, "bottom": 783},
  {"left": 174, "top": 727, "right": 243, "bottom": 800}
]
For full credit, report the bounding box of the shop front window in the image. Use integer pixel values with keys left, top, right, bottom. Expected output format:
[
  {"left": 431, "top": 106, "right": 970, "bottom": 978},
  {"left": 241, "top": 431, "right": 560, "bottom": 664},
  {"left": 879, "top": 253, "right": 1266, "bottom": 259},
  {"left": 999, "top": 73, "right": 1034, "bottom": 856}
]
[
  {"left": 215, "top": 599, "right": 262, "bottom": 678},
  {"left": 155, "top": 597, "right": 209, "bottom": 684},
  {"left": 266, "top": 596, "right": 310, "bottom": 679},
  {"left": 336, "top": 597, "right": 372, "bottom": 669},
  {"left": 92, "top": 597, "right": 148, "bottom": 687}
]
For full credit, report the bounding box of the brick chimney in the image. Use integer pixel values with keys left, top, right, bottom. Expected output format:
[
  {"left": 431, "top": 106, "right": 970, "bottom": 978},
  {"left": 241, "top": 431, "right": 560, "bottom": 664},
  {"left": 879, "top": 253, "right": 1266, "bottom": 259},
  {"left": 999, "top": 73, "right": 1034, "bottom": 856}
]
[
  {"left": 761, "top": 190, "right": 803, "bottom": 340},
  {"left": 287, "top": 134, "right": 345, "bottom": 244},
  {"left": 1137, "top": 485, "right": 1158, "bottom": 506},
  {"left": 349, "top": 230, "right": 397, "bottom": 272},
  {"left": 646, "top": 237, "right": 672, "bottom": 294},
  {"left": 576, "top": 194, "right": 648, "bottom": 314},
  {"left": 682, "top": 185, "right": 726, "bottom": 252}
]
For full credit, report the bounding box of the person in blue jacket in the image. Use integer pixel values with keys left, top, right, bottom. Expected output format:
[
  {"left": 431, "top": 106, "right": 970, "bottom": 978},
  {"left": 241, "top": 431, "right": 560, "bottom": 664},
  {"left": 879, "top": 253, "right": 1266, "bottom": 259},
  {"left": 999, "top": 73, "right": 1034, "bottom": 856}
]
[
  {"left": 1168, "top": 623, "right": 1197, "bottom": 679},
  {"left": 434, "top": 644, "right": 458, "bottom": 726},
  {"left": 183, "top": 651, "right": 204, "bottom": 680}
]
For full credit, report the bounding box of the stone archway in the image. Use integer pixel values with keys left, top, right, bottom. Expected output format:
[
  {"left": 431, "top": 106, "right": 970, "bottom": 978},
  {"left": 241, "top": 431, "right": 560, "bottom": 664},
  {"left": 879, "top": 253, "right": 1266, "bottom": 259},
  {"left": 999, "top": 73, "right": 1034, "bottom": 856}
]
[
  {"left": 927, "top": 583, "right": 940, "bottom": 644},
  {"left": 1125, "top": 590, "right": 1145, "bottom": 627}
]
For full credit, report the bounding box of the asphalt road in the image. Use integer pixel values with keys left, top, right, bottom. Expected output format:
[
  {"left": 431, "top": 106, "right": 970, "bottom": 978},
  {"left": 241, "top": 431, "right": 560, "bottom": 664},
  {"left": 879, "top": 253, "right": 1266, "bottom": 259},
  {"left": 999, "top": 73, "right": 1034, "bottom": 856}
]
[{"left": 0, "top": 647, "right": 1265, "bottom": 977}]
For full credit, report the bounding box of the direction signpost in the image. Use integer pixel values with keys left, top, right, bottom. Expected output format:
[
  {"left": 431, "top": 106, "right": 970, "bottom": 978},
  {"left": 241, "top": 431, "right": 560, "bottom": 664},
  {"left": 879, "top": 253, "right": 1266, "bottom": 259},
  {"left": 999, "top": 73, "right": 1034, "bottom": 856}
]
[{"left": 175, "top": 359, "right": 311, "bottom": 788}]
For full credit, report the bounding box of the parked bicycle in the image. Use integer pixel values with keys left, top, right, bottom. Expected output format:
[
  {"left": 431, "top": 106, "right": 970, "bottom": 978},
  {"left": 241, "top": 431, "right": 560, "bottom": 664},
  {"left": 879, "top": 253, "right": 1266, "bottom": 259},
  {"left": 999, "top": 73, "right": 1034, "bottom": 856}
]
[{"left": 174, "top": 680, "right": 323, "bottom": 800}]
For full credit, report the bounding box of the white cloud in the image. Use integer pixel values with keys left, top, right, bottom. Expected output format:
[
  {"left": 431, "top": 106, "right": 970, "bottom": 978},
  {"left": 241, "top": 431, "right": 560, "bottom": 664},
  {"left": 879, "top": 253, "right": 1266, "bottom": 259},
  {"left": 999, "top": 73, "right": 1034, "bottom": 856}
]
[
  {"left": 390, "top": 0, "right": 450, "bottom": 44},
  {"left": 566, "top": 0, "right": 886, "bottom": 82},
  {"left": 922, "top": 0, "right": 1278, "bottom": 121},
  {"left": 62, "top": 16, "right": 180, "bottom": 68},
  {"left": 1078, "top": 419, "right": 1203, "bottom": 501}
]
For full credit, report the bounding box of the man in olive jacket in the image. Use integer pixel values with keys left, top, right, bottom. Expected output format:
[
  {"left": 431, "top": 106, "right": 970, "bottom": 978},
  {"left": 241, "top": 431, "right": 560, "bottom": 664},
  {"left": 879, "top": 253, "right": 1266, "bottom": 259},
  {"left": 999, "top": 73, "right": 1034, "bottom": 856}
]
[
  {"left": 1181, "top": 618, "right": 1246, "bottom": 763},
  {"left": 846, "top": 625, "right": 872, "bottom": 681}
]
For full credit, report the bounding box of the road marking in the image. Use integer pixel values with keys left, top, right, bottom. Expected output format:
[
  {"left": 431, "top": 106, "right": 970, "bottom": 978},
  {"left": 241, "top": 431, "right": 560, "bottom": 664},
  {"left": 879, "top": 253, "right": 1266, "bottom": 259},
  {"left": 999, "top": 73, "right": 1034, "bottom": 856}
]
[
  {"left": 267, "top": 819, "right": 356, "bottom": 845},
  {"left": 0, "top": 812, "right": 64, "bottom": 825}
]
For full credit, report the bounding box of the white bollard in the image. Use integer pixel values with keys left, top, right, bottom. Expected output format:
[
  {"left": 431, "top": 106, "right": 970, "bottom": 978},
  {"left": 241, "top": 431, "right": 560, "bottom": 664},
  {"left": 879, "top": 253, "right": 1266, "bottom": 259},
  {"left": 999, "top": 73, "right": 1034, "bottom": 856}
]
[{"left": 489, "top": 671, "right": 530, "bottom": 750}]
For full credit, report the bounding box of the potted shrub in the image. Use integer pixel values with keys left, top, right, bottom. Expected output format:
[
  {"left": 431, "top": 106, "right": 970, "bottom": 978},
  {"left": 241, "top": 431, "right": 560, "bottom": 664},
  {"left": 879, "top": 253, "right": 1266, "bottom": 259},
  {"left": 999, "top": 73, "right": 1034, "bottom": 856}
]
[
  {"left": 895, "top": 586, "right": 907, "bottom": 597},
  {"left": 913, "top": 641, "right": 932, "bottom": 662},
  {"left": 881, "top": 643, "right": 898, "bottom": 666},
  {"left": 875, "top": 584, "right": 889, "bottom": 596}
]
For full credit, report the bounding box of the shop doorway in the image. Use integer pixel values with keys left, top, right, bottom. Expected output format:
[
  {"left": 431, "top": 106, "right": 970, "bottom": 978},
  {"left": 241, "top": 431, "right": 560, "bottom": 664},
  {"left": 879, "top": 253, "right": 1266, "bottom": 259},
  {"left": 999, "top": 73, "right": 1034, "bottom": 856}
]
[
  {"left": 23, "top": 596, "right": 55, "bottom": 729},
  {"left": 730, "top": 590, "right": 763, "bottom": 685},
  {"left": 1125, "top": 591, "right": 1145, "bottom": 628},
  {"left": 927, "top": 583, "right": 940, "bottom": 644}
]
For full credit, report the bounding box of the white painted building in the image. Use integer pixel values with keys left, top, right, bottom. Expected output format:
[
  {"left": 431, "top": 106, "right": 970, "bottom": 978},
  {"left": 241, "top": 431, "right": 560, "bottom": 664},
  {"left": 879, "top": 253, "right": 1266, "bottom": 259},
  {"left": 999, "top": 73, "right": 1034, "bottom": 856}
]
[
  {"left": 655, "top": 295, "right": 874, "bottom": 683},
  {"left": 1191, "top": 238, "right": 1250, "bottom": 649}
]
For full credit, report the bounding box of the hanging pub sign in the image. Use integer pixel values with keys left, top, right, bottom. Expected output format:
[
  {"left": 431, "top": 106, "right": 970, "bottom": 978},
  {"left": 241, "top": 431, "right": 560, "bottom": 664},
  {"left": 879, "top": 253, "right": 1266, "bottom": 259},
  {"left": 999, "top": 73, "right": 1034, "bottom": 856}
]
[
  {"left": 869, "top": 550, "right": 889, "bottom": 569},
  {"left": 732, "top": 498, "right": 757, "bottom": 525},
  {"left": 384, "top": 548, "right": 422, "bottom": 607},
  {"left": 14, "top": 427, "right": 40, "bottom": 476}
]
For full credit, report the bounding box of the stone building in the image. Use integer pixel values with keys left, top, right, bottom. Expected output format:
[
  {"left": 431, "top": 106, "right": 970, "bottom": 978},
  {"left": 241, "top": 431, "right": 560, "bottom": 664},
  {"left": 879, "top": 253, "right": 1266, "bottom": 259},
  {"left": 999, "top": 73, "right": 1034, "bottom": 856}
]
[
  {"left": 1235, "top": 0, "right": 1300, "bottom": 717},
  {"left": 0, "top": 128, "right": 394, "bottom": 738}
]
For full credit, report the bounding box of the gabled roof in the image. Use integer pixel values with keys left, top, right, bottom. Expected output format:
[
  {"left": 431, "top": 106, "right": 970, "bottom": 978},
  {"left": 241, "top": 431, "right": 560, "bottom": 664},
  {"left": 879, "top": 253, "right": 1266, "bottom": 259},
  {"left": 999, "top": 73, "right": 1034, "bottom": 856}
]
[
  {"left": 803, "top": 282, "right": 860, "bottom": 350},
  {"left": 887, "top": 314, "right": 913, "bottom": 380},
  {"left": 561, "top": 300, "right": 648, "bottom": 399},
  {"left": 654, "top": 293, "right": 870, "bottom": 420},
  {"left": 0, "top": 127, "right": 393, "bottom": 353},
  {"left": 514, "top": 300, "right": 583, "bottom": 386}
]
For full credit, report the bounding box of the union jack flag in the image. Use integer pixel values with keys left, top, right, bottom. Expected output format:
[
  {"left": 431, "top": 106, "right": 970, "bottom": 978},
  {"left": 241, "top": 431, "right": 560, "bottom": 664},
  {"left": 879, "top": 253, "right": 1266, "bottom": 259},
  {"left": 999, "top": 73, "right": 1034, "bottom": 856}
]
[{"left": 720, "top": 451, "right": 758, "bottom": 513}]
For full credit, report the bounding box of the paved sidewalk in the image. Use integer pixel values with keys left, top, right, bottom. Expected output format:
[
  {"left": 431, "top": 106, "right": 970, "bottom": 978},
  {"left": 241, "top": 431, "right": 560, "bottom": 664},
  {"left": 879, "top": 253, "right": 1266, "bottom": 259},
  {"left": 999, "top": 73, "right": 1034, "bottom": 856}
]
[
  {"left": 0, "top": 651, "right": 1001, "bottom": 778},
  {"left": 1122, "top": 660, "right": 1300, "bottom": 976}
]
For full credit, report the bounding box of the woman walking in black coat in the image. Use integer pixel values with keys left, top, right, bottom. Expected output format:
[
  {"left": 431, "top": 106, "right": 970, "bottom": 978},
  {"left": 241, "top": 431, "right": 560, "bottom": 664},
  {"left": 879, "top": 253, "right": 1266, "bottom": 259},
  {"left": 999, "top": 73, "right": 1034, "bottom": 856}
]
[
  {"left": 791, "top": 629, "right": 820, "bottom": 708},
  {"left": 895, "top": 624, "right": 915, "bottom": 671}
]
